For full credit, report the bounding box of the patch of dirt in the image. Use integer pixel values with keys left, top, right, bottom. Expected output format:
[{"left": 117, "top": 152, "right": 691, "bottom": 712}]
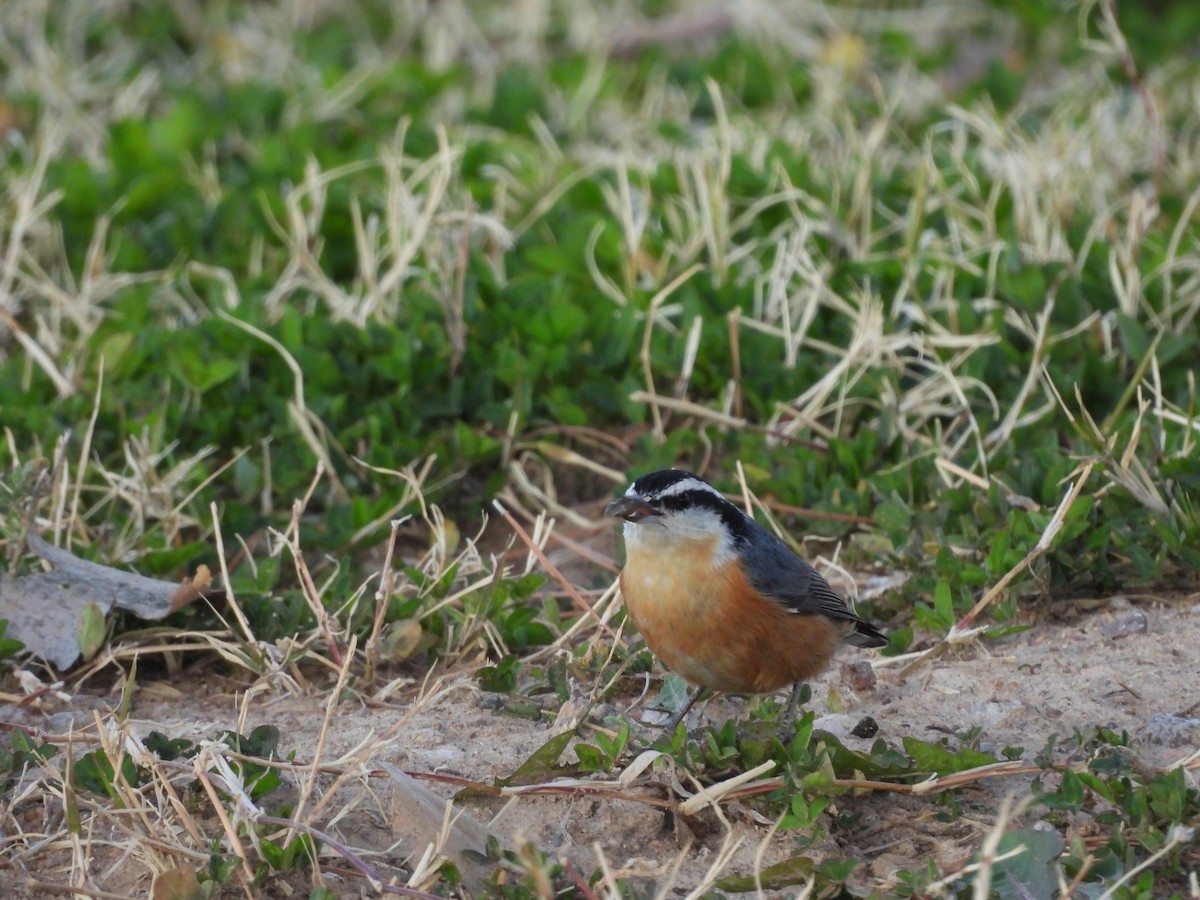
[{"left": 7, "top": 593, "right": 1196, "bottom": 896}]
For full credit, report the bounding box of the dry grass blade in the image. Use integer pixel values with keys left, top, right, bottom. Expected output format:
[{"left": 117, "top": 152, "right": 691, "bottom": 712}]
[
  {"left": 3, "top": 1, "right": 1198, "bottom": 896},
  {"left": 506, "top": 456, "right": 603, "bottom": 531},
  {"left": 191, "top": 755, "right": 254, "bottom": 886},
  {"left": 1095, "top": 825, "right": 1195, "bottom": 900},
  {"left": 681, "top": 829, "right": 743, "bottom": 900},
  {"left": 984, "top": 291, "right": 1058, "bottom": 450},
  {"left": 366, "top": 517, "right": 405, "bottom": 679},
  {"left": 254, "top": 813, "right": 446, "bottom": 898},
  {"left": 497, "top": 487, "right": 620, "bottom": 573},
  {"left": 0, "top": 125, "right": 73, "bottom": 397},
  {"left": 289, "top": 636, "right": 356, "bottom": 838},
  {"left": 639, "top": 264, "right": 704, "bottom": 440},
  {"left": 517, "top": 439, "right": 628, "bottom": 487},
  {"left": 901, "top": 460, "right": 1095, "bottom": 677},
  {"left": 215, "top": 311, "right": 350, "bottom": 501},
  {"left": 377, "top": 762, "right": 498, "bottom": 894},
  {"left": 678, "top": 760, "right": 776, "bottom": 816},
  {"left": 920, "top": 794, "right": 1030, "bottom": 897},
  {"left": 492, "top": 499, "right": 613, "bottom": 636}
]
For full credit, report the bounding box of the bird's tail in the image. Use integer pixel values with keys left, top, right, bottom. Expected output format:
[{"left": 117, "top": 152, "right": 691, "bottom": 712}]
[{"left": 843, "top": 617, "right": 888, "bottom": 648}]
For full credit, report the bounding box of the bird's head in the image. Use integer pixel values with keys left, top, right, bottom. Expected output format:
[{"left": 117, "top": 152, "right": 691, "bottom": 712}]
[{"left": 604, "top": 469, "right": 745, "bottom": 559}]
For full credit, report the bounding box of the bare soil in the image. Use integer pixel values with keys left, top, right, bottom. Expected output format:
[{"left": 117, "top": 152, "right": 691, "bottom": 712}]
[{"left": 7, "top": 586, "right": 1196, "bottom": 897}]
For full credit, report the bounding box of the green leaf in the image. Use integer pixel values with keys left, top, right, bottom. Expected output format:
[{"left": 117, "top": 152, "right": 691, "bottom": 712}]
[
  {"left": 171, "top": 350, "right": 240, "bottom": 394},
  {"left": 478, "top": 654, "right": 521, "bottom": 693},
  {"left": 259, "top": 839, "right": 284, "bottom": 870},
  {"left": 781, "top": 792, "right": 830, "bottom": 829},
  {"left": 716, "top": 855, "right": 815, "bottom": 891},
  {"left": 593, "top": 725, "right": 629, "bottom": 763},
  {"left": 934, "top": 579, "right": 954, "bottom": 626},
  {"left": 145, "top": 732, "right": 197, "bottom": 761},
  {"left": 986, "top": 529, "right": 1012, "bottom": 574},
  {"left": 206, "top": 852, "right": 237, "bottom": 885},
  {"left": 0, "top": 620, "right": 25, "bottom": 661},
  {"left": 902, "top": 736, "right": 997, "bottom": 776},
  {"left": 874, "top": 500, "right": 913, "bottom": 547},
  {"left": 10, "top": 730, "right": 57, "bottom": 769},
  {"left": 225, "top": 725, "right": 280, "bottom": 759},
  {"left": 987, "top": 827, "right": 1064, "bottom": 900},
  {"left": 77, "top": 602, "right": 107, "bottom": 660},
  {"left": 816, "top": 731, "right": 914, "bottom": 780},
  {"left": 211, "top": 727, "right": 283, "bottom": 801},
  {"left": 485, "top": 64, "right": 547, "bottom": 134},
  {"left": 651, "top": 673, "right": 693, "bottom": 715},
  {"left": 74, "top": 749, "right": 140, "bottom": 800},
  {"left": 574, "top": 743, "right": 610, "bottom": 773},
  {"left": 1114, "top": 312, "right": 1150, "bottom": 360},
  {"left": 495, "top": 730, "right": 574, "bottom": 787}
]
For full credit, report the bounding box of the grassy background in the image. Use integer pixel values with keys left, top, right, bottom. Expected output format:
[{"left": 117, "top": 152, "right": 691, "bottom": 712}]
[{"left": 2, "top": 0, "right": 1199, "bottom": 896}]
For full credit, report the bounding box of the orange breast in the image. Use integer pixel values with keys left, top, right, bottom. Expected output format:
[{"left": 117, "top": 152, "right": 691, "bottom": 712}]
[{"left": 620, "top": 539, "right": 841, "bottom": 693}]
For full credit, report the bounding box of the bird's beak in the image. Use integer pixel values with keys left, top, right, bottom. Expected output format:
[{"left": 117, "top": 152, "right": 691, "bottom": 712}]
[{"left": 604, "top": 497, "right": 660, "bottom": 522}]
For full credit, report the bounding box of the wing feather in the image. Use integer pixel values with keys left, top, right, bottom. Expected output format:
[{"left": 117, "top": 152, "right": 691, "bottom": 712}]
[{"left": 738, "top": 514, "right": 887, "bottom": 648}]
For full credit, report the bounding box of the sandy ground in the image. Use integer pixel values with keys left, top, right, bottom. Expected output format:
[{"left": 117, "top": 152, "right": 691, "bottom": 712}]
[{"left": 7, "top": 586, "right": 1196, "bottom": 897}]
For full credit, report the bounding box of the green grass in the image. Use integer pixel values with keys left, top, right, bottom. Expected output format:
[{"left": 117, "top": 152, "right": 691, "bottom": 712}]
[{"left": 2, "top": 0, "right": 1200, "bottom": 896}]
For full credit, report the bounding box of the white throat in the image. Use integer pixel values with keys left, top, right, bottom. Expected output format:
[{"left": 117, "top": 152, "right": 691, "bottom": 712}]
[{"left": 622, "top": 505, "right": 736, "bottom": 566}]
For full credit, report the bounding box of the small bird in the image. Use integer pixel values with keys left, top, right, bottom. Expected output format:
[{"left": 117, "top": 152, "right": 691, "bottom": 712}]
[{"left": 605, "top": 468, "right": 886, "bottom": 722}]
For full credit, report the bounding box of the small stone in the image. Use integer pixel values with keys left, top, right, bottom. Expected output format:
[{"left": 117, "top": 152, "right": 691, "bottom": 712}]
[
  {"left": 552, "top": 699, "right": 585, "bottom": 729},
  {"left": 44, "top": 710, "right": 97, "bottom": 733},
  {"left": 851, "top": 716, "right": 879, "bottom": 738},
  {"left": 841, "top": 660, "right": 877, "bottom": 691},
  {"left": 1143, "top": 714, "right": 1200, "bottom": 747},
  {"left": 1101, "top": 609, "right": 1148, "bottom": 640}
]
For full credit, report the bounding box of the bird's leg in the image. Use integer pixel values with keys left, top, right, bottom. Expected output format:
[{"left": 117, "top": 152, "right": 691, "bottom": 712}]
[
  {"left": 665, "top": 686, "right": 714, "bottom": 733},
  {"left": 782, "top": 682, "right": 805, "bottom": 730}
]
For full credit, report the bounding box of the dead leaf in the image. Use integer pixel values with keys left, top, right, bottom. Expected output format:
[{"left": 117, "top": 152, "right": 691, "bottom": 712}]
[
  {"left": 151, "top": 866, "right": 206, "bottom": 900},
  {"left": 382, "top": 618, "right": 423, "bottom": 659},
  {"left": 379, "top": 762, "right": 500, "bottom": 893},
  {"left": 0, "top": 532, "right": 214, "bottom": 669}
]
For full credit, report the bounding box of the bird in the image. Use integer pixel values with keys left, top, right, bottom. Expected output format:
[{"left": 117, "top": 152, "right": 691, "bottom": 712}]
[{"left": 604, "top": 468, "right": 887, "bottom": 725}]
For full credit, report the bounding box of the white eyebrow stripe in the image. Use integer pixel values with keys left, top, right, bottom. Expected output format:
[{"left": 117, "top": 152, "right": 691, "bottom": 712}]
[{"left": 644, "top": 476, "right": 721, "bottom": 499}]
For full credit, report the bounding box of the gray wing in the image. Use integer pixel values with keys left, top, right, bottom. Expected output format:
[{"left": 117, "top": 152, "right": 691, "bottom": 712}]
[{"left": 740, "top": 519, "right": 887, "bottom": 648}]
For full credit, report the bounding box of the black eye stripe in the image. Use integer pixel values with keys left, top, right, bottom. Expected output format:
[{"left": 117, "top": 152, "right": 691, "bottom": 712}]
[{"left": 651, "top": 489, "right": 722, "bottom": 512}]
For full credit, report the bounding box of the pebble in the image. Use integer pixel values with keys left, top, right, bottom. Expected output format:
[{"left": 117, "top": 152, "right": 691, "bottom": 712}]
[
  {"left": 851, "top": 716, "right": 879, "bottom": 738},
  {"left": 1143, "top": 714, "right": 1200, "bottom": 747},
  {"left": 1101, "top": 609, "right": 1148, "bottom": 640},
  {"left": 841, "top": 660, "right": 878, "bottom": 692}
]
